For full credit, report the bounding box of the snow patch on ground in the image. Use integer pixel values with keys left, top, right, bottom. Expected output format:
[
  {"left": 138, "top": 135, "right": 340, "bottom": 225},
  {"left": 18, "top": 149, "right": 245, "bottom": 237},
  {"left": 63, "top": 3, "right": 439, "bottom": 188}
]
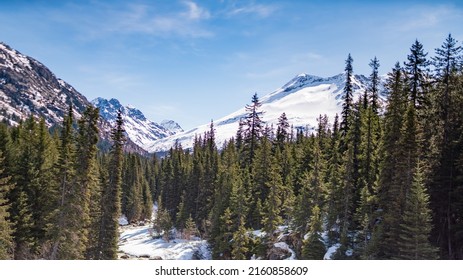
[
  {"left": 118, "top": 204, "right": 211, "bottom": 260},
  {"left": 274, "top": 242, "right": 296, "bottom": 260},
  {"left": 324, "top": 243, "right": 341, "bottom": 260},
  {"left": 118, "top": 215, "right": 129, "bottom": 226}
]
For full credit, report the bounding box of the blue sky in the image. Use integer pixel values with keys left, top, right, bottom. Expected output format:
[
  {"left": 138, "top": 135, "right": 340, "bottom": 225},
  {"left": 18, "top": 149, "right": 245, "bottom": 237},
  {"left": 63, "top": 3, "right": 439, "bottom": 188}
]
[{"left": 1, "top": 0, "right": 463, "bottom": 129}]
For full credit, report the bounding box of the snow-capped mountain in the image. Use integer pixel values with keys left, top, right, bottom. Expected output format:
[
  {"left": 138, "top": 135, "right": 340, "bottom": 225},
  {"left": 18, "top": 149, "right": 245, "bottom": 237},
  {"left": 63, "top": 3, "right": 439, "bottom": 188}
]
[
  {"left": 0, "top": 42, "right": 89, "bottom": 126},
  {"left": 0, "top": 42, "right": 183, "bottom": 154},
  {"left": 147, "top": 73, "right": 378, "bottom": 152},
  {"left": 92, "top": 97, "right": 183, "bottom": 151}
]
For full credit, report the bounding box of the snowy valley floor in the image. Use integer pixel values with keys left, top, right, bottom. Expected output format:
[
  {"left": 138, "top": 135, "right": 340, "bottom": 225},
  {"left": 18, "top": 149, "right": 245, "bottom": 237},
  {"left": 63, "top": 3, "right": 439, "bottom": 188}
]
[{"left": 118, "top": 217, "right": 211, "bottom": 260}]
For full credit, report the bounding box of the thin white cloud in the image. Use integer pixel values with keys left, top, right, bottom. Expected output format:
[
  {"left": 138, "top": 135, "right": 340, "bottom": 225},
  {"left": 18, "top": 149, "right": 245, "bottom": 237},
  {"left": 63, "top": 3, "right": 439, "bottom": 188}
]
[
  {"left": 115, "top": 2, "right": 213, "bottom": 38},
  {"left": 49, "top": 1, "right": 213, "bottom": 39},
  {"left": 394, "top": 5, "right": 461, "bottom": 32},
  {"left": 225, "top": 2, "right": 278, "bottom": 18},
  {"left": 182, "top": 0, "right": 211, "bottom": 20}
]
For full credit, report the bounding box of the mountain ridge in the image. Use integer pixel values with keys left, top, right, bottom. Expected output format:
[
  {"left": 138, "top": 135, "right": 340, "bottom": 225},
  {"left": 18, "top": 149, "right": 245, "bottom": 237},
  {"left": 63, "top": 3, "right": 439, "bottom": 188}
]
[
  {"left": 147, "top": 72, "right": 380, "bottom": 152},
  {"left": 0, "top": 42, "right": 181, "bottom": 154}
]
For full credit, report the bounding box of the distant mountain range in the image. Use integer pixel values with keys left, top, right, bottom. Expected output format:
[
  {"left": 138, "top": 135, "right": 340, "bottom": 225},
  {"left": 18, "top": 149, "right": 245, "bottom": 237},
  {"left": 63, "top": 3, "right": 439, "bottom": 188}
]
[
  {"left": 91, "top": 97, "right": 182, "bottom": 151},
  {"left": 1, "top": 41, "right": 384, "bottom": 154},
  {"left": 0, "top": 42, "right": 181, "bottom": 153}
]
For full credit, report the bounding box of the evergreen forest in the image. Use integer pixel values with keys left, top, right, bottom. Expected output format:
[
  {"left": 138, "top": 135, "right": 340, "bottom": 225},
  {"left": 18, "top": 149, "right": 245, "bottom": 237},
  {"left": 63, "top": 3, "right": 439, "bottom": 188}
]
[{"left": 1, "top": 35, "right": 463, "bottom": 260}]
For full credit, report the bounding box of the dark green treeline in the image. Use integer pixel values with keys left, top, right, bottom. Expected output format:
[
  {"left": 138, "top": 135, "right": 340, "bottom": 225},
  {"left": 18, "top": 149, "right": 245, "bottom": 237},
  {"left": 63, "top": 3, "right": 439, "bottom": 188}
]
[{"left": 153, "top": 35, "right": 463, "bottom": 260}]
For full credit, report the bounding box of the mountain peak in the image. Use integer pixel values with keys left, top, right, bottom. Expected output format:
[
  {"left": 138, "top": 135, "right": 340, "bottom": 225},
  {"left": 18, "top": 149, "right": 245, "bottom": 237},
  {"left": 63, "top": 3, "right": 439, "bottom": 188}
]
[
  {"left": 148, "top": 72, "right": 376, "bottom": 152},
  {"left": 92, "top": 97, "right": 183, "bottom": 151}
]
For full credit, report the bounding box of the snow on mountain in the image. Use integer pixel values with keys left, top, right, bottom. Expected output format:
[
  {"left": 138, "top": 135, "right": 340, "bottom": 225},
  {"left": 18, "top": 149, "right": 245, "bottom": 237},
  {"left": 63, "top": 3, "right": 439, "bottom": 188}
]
[
  {"left": 0, "top": 42, "right": 89, "bottom": 126},
  {"left": 92, "top": 97, "right": 183, "bottom": 151},
  {"left": 0, "top": 42, "right": 183, "bottom": 154},
  {"left": 147, "top": 73, "right": 375, "bottom": 153}
]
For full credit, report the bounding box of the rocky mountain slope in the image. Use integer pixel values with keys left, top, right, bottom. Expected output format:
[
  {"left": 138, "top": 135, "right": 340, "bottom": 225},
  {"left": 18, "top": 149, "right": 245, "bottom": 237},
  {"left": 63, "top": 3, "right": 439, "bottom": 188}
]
[
  {"left": 0, "top": 42, "right": 181, "bottom": 153},
  {"left": 92, "top": 97, "right": 182, "bottom": 151},
  {"left": 0, "top": 42, "right": 89, "bottom": 126}
]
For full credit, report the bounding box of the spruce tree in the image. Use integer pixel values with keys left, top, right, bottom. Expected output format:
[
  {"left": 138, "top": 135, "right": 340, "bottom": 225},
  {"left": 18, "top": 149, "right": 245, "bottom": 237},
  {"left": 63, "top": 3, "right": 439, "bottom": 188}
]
[
  {"left": 213, "top": 207, "right": 233, "bottom": 259},
  {"left": 11, "top": 117, "right": 41, "bottom": 258},
  {"left": 242, "top": 93, "right": 264, "bottom": 167},
  {"left": 368, "top": 57, "right": 381, "bottom": 114},
  {"left": 404, "top": 39, "right": 430, "bottom": 110},
  {"left": 301, "top": 205, "right": 326, "bottom": 260},
  {"left": 183, "top": 215, "right": 199, "bottom": 240},
  {"left": 397, "top": 163, "right": 438, "bottom": 259},
  {"left": 262, "top": 160, "right": 284, "bottom": 239},
  {"left": 231, "top": 216, "right": 250, "bottom": 260},
  {"left": 326, "top": 114, "right": 343, "bottom": 244},
  {"left": 340, "top": 53, "right": 354, "bottom": 139},
  {"left": 429, "top": 34, "right": 463, "bottom": 259},
  {"left": 50, "top": 105, "right": 81, "bottom": 259},
  {"left": 98, "top": 109, "right": 125, "bottom": 259},
  {"left": 74, "top": 106, "right": 100, "bottom": 257},
  {"left": 373, "top": 62, "right": 407, "bottom": 258},
  {"left": 0, "top": 151, "right": 14, "bottom": 259},
  {"left": 276, "top": 112, "right": 290, "bottom": 150}
]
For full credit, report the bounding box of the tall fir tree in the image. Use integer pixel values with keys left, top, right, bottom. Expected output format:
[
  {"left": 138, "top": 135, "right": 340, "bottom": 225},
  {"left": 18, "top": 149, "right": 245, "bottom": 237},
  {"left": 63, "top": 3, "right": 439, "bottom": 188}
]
[
  {"left": 397, "top": 163, "right": 438, "bottom": 259},
  {"left": 404, "top": 39, "right": 430, "bottom": 110},
  {"left": 368, "top": 57, "right": 381, "bottom": 114},
  {"left": 74, "top": 106, "right": 100, "bottom": 257},
  {"left": 0, "top": 151, "right": 14, "bottom": 259},
  {"left": 97, "top": 109, "right": 125, "bottom": 259},
  {"left": 373, "top": 62, "right": 408, "bottom": 258},
  {"left": 340, "top": 53, "right": 354, "bottom": 140},
  {"left": 242, "top": 93, "right": 264, "bottom": 168},
  {"left": 50, "top": 105, "right": 82, "bottom": 259},
  {"left": 429, "top": 34, "right": 463, "bottom": 259},
  {"left": 301, "top": 205, "right": 326, "bottom": 260}
]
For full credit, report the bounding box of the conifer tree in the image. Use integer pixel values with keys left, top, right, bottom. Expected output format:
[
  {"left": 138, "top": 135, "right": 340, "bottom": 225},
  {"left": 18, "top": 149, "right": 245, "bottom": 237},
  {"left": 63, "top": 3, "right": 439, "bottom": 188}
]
[
  {"left": 209, "top": 140, "right": 237, "bottom": 254},
  {"left": 276, "top": 112, "right": 290, "bottom": 150},
  {"left": 231, "top": 216, "right": 250, "bottom": 260},
  {"left": 10, "top": 117, "right": 41, "bottom": 258},
  {"left": 176, "top": 191, "right": 188, "bottom": 230},
  {"left": 242, "top": 93, "right": 264, "bottom": 167},
  {"left": 397, "top": 163, "right": 438, "bottom": 259},
  {"left": 140, "top": 175, "right": 153, "bottom": 221},
  {"left": 183, "top": 215, "right": 199, "bottom": 240},
  {"left": 373, "top": 62, "right": 407, "bottom": 258},
  {"left": 213, "top": 207, "right": 233, "bottom": 259},
  {"left": 429, "top": 34, "right": 463, "bottom": 259},
  {"left": 368, "top": 57, "right": 381, "bottom": 114},
  {"left": 262, "top": 160, "right": 284, "bottom": 238},
  {"left": 340, "top": 53, "right": 354, "bottom": 139},
  {"left": 404, "top": 39, "right": 430, "bottom": 110},
  {"left": 50, "top": 105, "right": 82, "bottom": 259},
  {"left": 123, "top": 154, "right": 142, "bottom": 223},
  {"left": 98, "top": 109, "right": 125, "bottom": 259},
  {"left": 74, "top": 106, "right": 100, "bottom": 256},
  {"left": 326, "top": 114, "right": 343, "bottom": 244},
  {"left": 155, "top": 207, "right": 173, "bottom": 242},
  {"left": 0, "top": 151, "right": 14, "bottom": 259},
  {"left": 301, "top": 205, "right": 326, "bottom": 260}
]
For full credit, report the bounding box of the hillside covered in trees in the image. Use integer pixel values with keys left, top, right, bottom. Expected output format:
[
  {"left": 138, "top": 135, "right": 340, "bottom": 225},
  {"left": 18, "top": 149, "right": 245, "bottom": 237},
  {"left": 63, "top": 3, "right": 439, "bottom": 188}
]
[{"left": 1, "top": 34, "right": 463, "bottom": 260}]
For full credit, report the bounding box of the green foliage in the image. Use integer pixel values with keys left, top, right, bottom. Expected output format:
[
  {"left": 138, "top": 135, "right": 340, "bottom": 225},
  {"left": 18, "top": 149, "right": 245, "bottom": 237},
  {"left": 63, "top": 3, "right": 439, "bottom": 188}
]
[
  {"left": 231, "top": 217, "right": 250, "bottom": 260},
  {"left": 0, "top": 152, "right": 14, "bottom": 259},
  {"left": 301, "top": 206, "right": 326, "bottom": 260},
  {"left": 397, "top": 164, "right": 438, "bottom": 259}
]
